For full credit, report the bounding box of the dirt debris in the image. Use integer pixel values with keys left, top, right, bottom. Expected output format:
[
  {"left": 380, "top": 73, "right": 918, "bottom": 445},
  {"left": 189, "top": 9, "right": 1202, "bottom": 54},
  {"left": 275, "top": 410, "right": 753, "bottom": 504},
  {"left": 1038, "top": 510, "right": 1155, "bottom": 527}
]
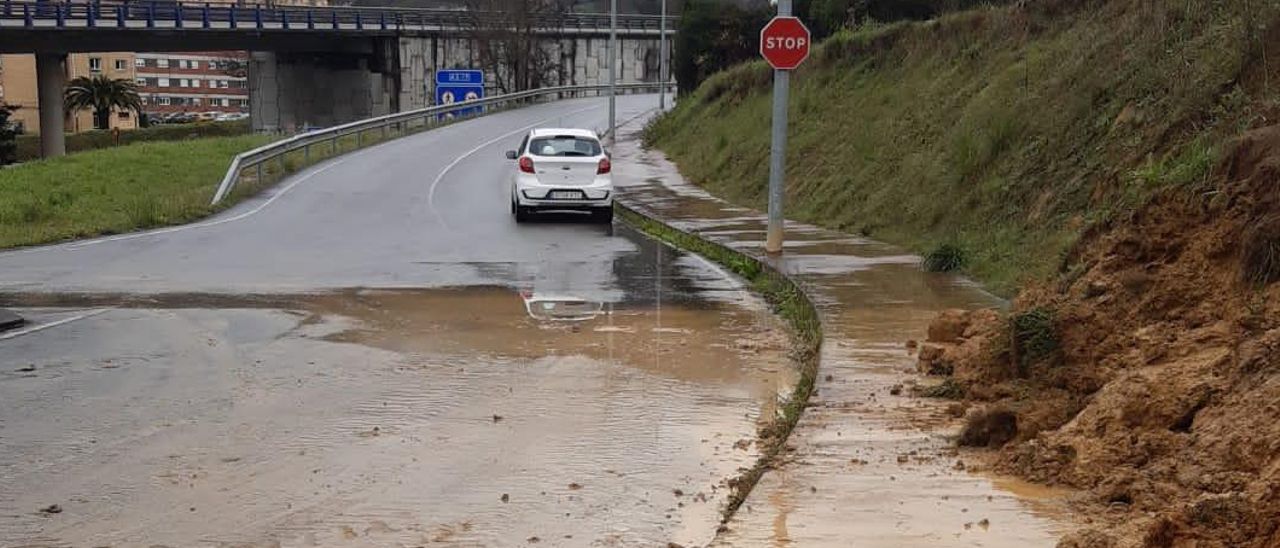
[
  {"left": 917, "top": 125, "right": 1280, "bottom": 546},
  {"left": 958, "top": 407, "right": 1018, "bottom": 448}
]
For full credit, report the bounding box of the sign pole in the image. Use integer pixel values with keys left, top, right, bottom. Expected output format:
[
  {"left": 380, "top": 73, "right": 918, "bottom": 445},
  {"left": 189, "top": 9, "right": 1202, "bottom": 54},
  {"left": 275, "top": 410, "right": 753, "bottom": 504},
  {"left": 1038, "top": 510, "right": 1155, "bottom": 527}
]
[
  {"left": 765, "top": 0, "right": 792, "bottom": 254},
  {"left": 608, "top": 0, "right": 618, "bottom": 139}
]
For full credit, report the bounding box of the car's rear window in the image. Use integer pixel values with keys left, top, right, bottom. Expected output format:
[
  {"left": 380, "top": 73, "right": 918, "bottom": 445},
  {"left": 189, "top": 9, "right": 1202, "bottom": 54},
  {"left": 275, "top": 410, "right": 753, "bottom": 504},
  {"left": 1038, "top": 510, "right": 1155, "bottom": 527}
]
[{"left": 528, "top": 136, "right": 602, "bottom": 157}]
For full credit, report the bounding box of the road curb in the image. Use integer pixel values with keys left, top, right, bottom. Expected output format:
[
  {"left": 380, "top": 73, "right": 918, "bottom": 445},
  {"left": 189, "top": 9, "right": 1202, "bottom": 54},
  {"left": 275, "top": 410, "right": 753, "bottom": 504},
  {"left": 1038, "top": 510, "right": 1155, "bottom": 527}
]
[
  {"left": 613, "top": 200, "right": 825, "bottom": 524},
  {"left": 0, "top": 309, "right": 25, "bottom": 332}
]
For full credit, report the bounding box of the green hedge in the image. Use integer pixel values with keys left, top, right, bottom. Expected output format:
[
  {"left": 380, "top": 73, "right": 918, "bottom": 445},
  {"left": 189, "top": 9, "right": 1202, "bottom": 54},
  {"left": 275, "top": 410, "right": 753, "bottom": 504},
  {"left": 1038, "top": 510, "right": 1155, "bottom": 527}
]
[{"left": 15, "top": 120, "right": 251, "bottom": 161}]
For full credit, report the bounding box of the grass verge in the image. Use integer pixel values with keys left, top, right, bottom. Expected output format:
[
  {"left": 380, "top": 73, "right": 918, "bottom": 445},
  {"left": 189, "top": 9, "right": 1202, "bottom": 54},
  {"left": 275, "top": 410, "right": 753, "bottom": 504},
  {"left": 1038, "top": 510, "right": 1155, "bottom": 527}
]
[
  {"left": 14, "top": 120, "right": 252, "bottom": 162},
  {"left": 614, "top": 202, "right": 823, "bottom": 522},
  {"left": 0, "top": 134, "right": 272, "bottom": 249}
]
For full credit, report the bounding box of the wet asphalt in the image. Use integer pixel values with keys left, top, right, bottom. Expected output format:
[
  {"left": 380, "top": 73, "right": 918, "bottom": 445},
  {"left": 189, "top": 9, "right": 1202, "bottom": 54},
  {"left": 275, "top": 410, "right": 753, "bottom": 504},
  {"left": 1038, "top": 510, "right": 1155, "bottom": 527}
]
[
  {"left": 0, "top": 95, "right": 667, "bottom": 299},
  {"left": 0, "top": 95, "right": 802, "bottom": 546}
]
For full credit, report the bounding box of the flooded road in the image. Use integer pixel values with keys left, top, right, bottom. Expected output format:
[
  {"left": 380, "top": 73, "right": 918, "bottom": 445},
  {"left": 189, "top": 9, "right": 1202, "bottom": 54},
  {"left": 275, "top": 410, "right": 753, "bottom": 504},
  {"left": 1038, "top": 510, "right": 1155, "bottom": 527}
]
[
  {"left": 0, "top": 96, "right": 801, "bottom": 546},
  {"left": 2, "top": 287, "right": 794, "bottom": 546},
  {"left": 610, "top": 118, "right": 1069, "bottom": 546}
]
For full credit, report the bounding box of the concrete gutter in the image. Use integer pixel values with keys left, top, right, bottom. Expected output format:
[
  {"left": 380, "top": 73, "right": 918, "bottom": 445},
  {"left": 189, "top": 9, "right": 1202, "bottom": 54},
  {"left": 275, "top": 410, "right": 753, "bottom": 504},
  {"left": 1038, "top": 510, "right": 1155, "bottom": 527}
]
[
  {"left": 608, "top": 115, "right": 1066, "bottom": 545},
  {"left": 614, "top": 200, "right": 825, "bottom": 523}
]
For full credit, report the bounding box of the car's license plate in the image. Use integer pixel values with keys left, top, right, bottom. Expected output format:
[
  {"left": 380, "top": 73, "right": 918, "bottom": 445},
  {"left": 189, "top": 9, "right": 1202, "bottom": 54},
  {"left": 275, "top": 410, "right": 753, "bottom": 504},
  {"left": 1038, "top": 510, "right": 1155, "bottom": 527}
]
[{"left": 549, "top": 191, "right": 582, "bottom": 199}]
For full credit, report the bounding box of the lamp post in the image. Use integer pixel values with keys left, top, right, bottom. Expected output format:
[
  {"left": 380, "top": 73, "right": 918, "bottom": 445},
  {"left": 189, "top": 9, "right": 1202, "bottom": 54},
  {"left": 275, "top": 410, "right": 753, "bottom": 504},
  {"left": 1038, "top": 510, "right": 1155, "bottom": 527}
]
[
  {"left": 607, "top": 0, "right": 617, "bottom": 139},
  {"left": 659, "top": 0, "right": 667, "bottom": 110}
]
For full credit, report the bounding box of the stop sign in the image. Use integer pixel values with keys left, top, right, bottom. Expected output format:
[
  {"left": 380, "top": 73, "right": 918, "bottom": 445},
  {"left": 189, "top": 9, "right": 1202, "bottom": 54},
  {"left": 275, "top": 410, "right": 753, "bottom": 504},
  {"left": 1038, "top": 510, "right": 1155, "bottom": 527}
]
[{"left": 760, "top": 16, "right": 811, "bottom": 70}]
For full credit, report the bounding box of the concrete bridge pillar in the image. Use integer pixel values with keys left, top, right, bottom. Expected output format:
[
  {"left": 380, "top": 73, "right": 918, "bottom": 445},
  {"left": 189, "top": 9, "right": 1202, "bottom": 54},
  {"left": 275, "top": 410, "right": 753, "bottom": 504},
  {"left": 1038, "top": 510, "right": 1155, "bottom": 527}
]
[
  {"left": 35, "top": 52, "right": 67, "bottom": 158},
  {"left": 398, "top": 37, "right": 431, "bottom": 112}
]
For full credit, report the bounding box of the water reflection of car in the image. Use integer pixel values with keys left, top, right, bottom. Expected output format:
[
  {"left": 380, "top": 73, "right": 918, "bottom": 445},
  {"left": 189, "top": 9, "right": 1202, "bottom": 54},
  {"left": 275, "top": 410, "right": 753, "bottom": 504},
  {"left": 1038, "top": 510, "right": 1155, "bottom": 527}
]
[{"left": 520, "top": 292, "right": 605, "bottom": 322}]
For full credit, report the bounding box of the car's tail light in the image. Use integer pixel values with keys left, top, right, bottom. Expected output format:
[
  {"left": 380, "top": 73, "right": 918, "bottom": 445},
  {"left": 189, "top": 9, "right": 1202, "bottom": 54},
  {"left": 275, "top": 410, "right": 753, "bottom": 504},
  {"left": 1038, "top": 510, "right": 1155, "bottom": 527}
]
[
  {"left": 519, "top": 156, "right": 535, "bottom": 174},
  {"left": 597, "top": 157, "right": 611, "bottom": 174}
]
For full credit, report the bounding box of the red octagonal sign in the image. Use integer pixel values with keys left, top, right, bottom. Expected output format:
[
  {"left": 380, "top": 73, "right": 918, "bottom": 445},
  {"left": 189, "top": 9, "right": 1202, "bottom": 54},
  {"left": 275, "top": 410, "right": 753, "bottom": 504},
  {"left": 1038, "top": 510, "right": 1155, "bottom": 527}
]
[{"left": 760, "top": 16, "right": 811, "bottom": 70}]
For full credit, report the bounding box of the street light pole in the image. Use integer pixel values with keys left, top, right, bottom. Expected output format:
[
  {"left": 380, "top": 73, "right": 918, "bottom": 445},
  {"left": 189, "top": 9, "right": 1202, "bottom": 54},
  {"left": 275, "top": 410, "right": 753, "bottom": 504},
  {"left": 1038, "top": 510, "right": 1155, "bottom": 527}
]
[
  {"left": 608, "top": 0, "right": 617, "bottom": 139},
  {"left": 659, "top": 0, "right": 667, "bottom": 110}
]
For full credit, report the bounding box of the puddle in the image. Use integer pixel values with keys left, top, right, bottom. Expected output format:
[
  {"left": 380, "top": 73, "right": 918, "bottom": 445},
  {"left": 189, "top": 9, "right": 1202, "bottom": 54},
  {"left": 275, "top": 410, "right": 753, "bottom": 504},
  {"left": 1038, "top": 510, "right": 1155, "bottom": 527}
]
[{"left": 0, "top": 286, "right": 796, "bottom": 547}]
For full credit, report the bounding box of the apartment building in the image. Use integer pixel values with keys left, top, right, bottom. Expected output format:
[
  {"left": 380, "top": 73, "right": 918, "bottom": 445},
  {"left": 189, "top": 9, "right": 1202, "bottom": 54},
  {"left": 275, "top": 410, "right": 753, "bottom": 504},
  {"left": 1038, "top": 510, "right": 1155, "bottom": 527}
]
[
  {"left": 135, "top": 51, "right": 250, "bottom": 114},
  {"left": 0, "top": 52, "right": 139, "bottom": 133}
]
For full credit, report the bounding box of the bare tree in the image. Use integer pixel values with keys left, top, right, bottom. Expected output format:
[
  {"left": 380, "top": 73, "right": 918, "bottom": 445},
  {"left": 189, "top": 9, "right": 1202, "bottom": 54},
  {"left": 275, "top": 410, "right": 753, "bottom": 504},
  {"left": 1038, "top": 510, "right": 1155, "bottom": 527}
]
[
  {"left": 209, "top": 53, "right": 250, "bottom": 79},
  {"left": 462, "top": 0, "right": 569, "bottom": 93}
]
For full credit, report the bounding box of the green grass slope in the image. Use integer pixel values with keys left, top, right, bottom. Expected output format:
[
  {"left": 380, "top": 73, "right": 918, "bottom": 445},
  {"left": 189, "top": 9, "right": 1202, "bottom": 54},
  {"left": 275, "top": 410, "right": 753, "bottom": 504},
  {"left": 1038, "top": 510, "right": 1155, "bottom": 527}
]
[
  {"left": 646, "top": 0, "right": 1278, "bottom": 295},
  {"left": 0, "top": 134, "right": 272, "bottom": 248}
]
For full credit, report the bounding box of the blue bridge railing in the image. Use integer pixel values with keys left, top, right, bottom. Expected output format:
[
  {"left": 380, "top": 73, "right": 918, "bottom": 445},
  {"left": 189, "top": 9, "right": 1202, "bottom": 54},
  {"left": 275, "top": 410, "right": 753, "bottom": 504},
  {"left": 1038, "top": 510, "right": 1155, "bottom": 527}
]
[{"left": 0, "top": 0, "right": 672, "bottom": 33}]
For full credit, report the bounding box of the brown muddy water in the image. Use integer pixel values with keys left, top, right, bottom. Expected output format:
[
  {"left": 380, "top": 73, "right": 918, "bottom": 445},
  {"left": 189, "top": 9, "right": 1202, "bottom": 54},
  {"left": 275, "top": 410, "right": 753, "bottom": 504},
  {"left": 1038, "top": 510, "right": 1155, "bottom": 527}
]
[
  {"left": 0, "top": 288, "right": 795, "bottom": 547},
  {"left": 611, "top": 119, "right": 1071, "bottom": 546}
]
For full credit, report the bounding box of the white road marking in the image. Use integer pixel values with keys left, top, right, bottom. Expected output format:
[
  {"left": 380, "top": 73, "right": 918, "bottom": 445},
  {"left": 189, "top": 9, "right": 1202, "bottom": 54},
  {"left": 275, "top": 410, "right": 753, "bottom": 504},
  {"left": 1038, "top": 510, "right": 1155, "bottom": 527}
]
[
  {"left": 0, "top": 308, "right": 111, "bottom": 341},
  {"left": 426, "top": 104, "right": 603, "bottom": 232}
]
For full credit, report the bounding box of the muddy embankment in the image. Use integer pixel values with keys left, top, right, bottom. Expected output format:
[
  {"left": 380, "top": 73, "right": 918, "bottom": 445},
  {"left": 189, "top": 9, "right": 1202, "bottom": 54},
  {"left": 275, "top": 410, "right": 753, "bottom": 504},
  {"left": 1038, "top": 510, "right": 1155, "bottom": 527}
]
[
  {"left": 646, "top": 0, "right": 1280, "bottom": 543},
  {"left": 919, "top": 127, "right": 1280, "bottom": 547}
]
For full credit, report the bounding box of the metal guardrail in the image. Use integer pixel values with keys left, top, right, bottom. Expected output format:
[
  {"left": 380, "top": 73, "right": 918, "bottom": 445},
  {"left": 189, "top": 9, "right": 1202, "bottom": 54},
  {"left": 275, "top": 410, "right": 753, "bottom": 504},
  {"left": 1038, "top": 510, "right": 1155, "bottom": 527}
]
[
  {"left": 211, "top": 81, "right": 673, "bottom": 205},
  {"left": 0, "top": 0, "right": 673, "bottom": 33}
]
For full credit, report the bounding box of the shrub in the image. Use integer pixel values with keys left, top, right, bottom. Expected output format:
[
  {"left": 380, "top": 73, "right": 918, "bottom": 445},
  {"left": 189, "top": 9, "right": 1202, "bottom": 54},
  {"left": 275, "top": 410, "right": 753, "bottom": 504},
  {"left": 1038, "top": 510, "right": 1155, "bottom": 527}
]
[
  {"left": 14, "top": 120, "right": 251, "bottom": 161},
  {"left": 1011, "top": 307, "right": 1059, "bottom": 369},
  {"left": 923, "top": 243, "right": 966, "bottom": 272},
  {"left": 0, "top": 105, "right": 17, "bottom": 165},
  {"left": 1241, "top": 214, "right": 1280, "bottom": 286},
  {"left": 919, "top": 378, "right": 965, "bottom": 399}
]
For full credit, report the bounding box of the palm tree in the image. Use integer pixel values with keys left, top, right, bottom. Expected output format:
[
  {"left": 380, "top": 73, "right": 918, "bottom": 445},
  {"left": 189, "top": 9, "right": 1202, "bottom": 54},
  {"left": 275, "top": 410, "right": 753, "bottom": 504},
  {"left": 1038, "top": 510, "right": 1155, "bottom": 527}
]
[{"left": 64, "top": 75, "right": 144, "bottom": 130}]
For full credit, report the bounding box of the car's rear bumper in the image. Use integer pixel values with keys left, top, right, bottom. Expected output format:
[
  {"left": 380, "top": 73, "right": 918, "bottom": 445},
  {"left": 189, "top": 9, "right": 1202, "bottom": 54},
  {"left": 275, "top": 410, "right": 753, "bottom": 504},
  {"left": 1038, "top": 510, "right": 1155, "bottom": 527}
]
[{"left": 515, "top": 189, "right": 613, "bottom": 210}]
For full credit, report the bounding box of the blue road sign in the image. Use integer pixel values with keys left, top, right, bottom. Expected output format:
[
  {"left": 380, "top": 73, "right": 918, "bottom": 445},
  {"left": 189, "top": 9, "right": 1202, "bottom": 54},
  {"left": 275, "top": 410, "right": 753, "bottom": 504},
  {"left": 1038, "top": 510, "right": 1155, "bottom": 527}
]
[{"left": 435, "top": 69, "right": 485, "bottom": 119}]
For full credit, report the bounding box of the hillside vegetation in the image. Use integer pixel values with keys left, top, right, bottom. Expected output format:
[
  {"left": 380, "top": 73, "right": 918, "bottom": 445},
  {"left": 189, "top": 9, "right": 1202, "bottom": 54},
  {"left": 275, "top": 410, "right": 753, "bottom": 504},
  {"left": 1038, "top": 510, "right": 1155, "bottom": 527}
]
[
  {"left": 648, "top": 0, "right": 1280, "bottom": 545},
  {"left": 647, "top": 0, "right": 1276, "bottom": 295}
]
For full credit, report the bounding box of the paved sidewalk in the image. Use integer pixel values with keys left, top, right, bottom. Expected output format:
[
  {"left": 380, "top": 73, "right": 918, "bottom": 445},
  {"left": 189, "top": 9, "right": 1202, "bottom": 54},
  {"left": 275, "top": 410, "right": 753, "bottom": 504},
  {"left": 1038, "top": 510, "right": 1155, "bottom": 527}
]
[{"left": 612, "top": 119, "right": 1067, "bottom": 547}]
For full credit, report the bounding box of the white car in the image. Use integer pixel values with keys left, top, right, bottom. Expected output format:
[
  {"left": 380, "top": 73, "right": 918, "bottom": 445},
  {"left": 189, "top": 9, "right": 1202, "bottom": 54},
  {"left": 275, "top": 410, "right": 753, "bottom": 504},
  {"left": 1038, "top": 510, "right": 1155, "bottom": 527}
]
[{"left": 507, "top": 128, "right": 614, "bottom": 223}]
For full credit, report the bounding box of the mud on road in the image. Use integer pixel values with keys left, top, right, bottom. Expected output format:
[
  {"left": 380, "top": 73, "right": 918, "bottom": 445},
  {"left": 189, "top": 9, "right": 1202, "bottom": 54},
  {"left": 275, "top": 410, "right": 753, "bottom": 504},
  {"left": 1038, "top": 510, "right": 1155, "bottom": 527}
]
[{"left": 0, "top": 287, "right": 796, "bottom": 547}]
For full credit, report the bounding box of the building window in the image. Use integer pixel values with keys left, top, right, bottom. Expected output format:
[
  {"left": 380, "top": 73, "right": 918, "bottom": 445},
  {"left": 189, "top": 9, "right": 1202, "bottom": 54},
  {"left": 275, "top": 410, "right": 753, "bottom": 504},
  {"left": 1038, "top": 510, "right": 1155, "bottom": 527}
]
[
  {"left": 158, "top": 97, "right": 171, "bottom": 106},
  {"left": 157, "top": 58, "right": 169, "bottom": 68},
  {"left": 192, "top": 98, "right": 201, "bottom": 106},
  {"left": 89, "top": 57, "right": 102, "bottom": 72},
  {"left": 135, "top": 58, "right": 146, "bottom": 67},
  {"left": 158, "top": 78, "right": 170, "bottom": 87},
  {"left": 114, "top": 59, "right": 127, "bottom": 71},
  {"left": 135, "top": 77, "right": 146, "bottom": 86},
  {"left": 118, "top": 111, "right": 131, "bottom": 119}
]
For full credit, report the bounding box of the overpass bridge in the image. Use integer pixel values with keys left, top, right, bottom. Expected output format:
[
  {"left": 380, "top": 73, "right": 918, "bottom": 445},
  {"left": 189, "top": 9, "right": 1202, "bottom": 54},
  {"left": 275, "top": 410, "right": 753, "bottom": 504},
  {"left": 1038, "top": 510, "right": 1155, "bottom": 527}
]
[{"left": 0, "top": 0, "right": 674, "bottom": 156}]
